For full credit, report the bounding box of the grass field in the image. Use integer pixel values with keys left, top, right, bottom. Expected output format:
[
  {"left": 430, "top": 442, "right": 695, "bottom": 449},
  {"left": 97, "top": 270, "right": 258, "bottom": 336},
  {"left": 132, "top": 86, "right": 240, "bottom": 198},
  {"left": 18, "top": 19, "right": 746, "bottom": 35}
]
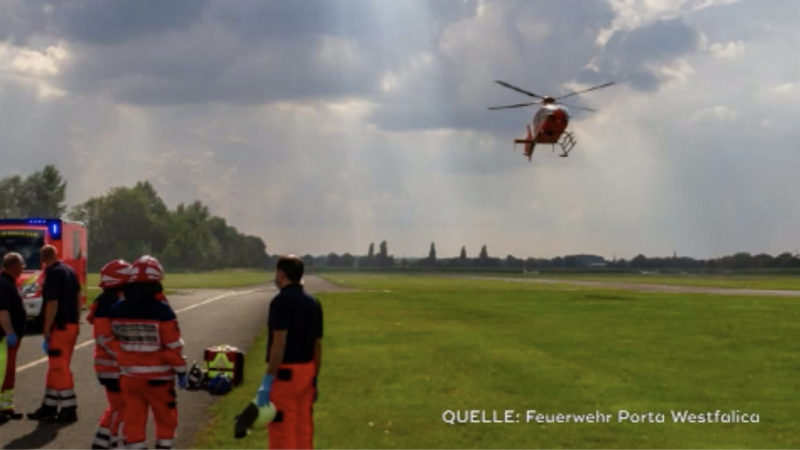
[
  {"left": 195, "top": 273, "right": 800, "bottom": 448},
  {"left": 510, "top": 272, "right": 800, "bottom": 291},
  {"left": 86, "top": 269, "right": 270, "bottom": 291},
  {"left": 84, "top": 269, "right": 269, "bottom": 305}
]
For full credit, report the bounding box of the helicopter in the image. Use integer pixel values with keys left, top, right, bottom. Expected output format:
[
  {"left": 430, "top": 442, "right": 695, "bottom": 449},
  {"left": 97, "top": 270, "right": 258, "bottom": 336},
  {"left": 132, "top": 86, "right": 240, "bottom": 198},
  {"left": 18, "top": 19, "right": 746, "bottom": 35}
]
[{"left": 488, "top": 80, "right": 615, "bottom": 160}]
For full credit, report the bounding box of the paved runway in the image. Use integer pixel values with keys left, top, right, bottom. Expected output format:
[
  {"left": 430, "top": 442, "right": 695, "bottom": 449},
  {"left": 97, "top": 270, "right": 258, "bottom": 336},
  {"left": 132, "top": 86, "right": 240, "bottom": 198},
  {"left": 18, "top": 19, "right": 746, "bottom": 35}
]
[{"left": 1, "top": 275, "right": 340, "bottom": 449}]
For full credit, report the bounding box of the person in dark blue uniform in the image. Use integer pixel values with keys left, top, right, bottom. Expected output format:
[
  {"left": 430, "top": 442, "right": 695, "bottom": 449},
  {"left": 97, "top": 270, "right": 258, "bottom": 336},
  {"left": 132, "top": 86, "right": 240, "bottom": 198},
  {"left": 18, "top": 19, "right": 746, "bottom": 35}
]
[
  {"left": 256, "top": 255, "right": 323, "bottom": 449},
  {"left": 0, "top": 252, "right": 26, "bottom": 423},
  {"left": 28, "top": 245, "right": 81, "bottom": 423}
]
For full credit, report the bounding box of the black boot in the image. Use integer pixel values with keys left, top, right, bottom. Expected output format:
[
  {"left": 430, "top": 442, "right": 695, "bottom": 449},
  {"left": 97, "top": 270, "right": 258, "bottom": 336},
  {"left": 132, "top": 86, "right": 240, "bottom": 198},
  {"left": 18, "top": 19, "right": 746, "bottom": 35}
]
[
  {"left": 54, "top": 406, "right": 78, "bottom": 423},
  {"left": 0, "top": 409, "right": 23, "bottom": 421},
  {"left": 27, "top": 404, "right": 58, "bottom": 421}
]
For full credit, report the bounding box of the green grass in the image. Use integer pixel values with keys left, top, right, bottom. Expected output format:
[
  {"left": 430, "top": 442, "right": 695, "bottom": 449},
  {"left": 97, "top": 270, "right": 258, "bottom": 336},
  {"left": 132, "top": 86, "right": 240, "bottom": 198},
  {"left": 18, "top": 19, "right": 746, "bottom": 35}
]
[
  {"left": 195, "top": 273, "right": 800, "bottom": 448},
  {"left": 85, "top": 269, "right": 269, "bottom": 306},
  {"left": 508, "top": 272, "right": 800, "bottom": 291},
  {"left": 86, "top": 269, "right": 270, "bottom": 291},
  {"left": 193, "top": 327, "right": 270, "bottom": 448}
]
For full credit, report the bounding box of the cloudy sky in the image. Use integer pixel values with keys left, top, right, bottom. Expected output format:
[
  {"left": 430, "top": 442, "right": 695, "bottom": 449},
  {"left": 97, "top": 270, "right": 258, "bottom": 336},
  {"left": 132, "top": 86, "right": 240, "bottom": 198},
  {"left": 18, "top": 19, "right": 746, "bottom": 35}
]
[{"left": 1, "top": 0, "right": 799, "bottom": 259}]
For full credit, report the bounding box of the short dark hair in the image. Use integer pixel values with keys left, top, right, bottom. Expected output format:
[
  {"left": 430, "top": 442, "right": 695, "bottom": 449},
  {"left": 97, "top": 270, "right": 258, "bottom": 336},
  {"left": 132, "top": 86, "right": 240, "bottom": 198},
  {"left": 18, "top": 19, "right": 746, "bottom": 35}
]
[
  {"left": 40, "top": 245, "right": 58, "bottom": 262},
  {"left": 277, "top": 255, "right": 304, "bottom": 284}
]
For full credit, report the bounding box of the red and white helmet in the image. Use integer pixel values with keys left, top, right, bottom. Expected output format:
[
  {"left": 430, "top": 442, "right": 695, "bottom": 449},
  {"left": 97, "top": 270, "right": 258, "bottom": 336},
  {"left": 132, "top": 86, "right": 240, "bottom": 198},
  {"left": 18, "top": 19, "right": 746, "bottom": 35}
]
[
  {"left": 129, "top": 255, "right": 165, "bottom": 283},
  {"left": 99, "top": 259, "right": 132, "bottom": 288}
]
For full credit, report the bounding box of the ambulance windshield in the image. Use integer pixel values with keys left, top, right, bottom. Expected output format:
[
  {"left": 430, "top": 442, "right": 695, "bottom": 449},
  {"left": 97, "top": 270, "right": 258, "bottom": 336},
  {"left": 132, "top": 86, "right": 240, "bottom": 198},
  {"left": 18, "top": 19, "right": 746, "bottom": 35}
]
[{"left": 0, "top": 229, "right": 46, "bottom": 270}]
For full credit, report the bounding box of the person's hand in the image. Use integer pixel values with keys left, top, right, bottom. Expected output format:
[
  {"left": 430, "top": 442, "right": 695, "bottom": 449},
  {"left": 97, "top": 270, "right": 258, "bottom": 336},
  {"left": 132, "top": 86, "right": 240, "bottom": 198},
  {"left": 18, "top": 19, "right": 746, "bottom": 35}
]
[
  {"left": 256, "top": 374, "right": 274, "bottom": 407},
  {"left": 41, "top": 337, "right": 49, "bottom": 355},
  {"left": 5, "top": 332, "right": 17, "bottom": 348},
  {"left": 177, "top": 373, "right": 188, "bottom": 390}
]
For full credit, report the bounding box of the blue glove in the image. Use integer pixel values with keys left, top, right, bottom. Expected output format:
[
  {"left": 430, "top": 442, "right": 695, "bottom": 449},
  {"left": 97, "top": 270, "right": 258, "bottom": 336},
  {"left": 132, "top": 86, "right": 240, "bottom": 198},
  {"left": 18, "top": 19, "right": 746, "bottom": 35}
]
[
  {"left": 177, "top": 373, "right": 188, "bottom": 389},
  {"left": 41, "top": 338, "right": 49, "bottom": 355},
  {"left": 5, "top": 332, "right": 17, "bottom": 348},
  {"left": 256, "top": 374, "right": 274, "bottom": 407}
]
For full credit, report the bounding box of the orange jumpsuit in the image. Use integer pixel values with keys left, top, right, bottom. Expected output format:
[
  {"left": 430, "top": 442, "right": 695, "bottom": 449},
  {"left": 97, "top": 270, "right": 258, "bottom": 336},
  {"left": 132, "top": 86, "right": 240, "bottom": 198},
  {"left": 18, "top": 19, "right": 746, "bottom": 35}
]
[
  {"left": 88, "top": 291, "right": 125, "bottom": 449},
  {"left": 110, "top": 292, "right": 186, "bottom": 449}
]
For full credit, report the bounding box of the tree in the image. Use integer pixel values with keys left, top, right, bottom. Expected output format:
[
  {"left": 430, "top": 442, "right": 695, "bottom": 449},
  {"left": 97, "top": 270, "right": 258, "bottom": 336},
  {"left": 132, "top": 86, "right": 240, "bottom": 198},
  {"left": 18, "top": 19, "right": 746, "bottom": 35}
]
[
  {"left": 479, "top": 245, "right": 488, "bottom": 260},
  {"left": 20, "top": 165, "right": 67, "bottom": 217},
  {"left": 340, "top": 253, "right": 355, "bottom": 267},
  {"left": 460, "top": 246, "right": 467, "bottom": 260},
  {"left": 327, "top": 253, "right": 340, "bottom": 266},
  {"left": 376, "top": 240, "right": 393, "bottom": 267},
  {"left": 0, "top": 165, "right": 67, "bottom": 217},
  {"left": 428, "top": 242, "right": 437, "bottom": 265},
  {"left": 0, "top": 175, "right": 24, "bottom": 216},
  {"left": 70, "top": 181, "right": 268, "bottom": 270}
]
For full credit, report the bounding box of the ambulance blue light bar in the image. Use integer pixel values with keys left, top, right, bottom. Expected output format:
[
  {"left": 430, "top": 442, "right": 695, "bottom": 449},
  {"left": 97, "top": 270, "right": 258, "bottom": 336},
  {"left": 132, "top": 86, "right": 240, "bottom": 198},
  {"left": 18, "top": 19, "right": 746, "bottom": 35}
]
[{"left": 0, "top": 218, "right": 63, "bottom": 240}]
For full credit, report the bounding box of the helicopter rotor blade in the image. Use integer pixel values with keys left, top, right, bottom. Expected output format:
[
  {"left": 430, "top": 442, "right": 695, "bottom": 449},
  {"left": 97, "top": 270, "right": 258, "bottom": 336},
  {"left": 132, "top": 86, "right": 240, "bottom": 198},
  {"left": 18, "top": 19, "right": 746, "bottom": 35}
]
[
  {"left": 555, "top": 81, "right": 615, "bottom": 101},
  {"left": 488, "top": 102, "right": 541, "bottom": 110},
  {"left": 494, "top": 80, "right": 546, "bottom": 100},
  {"left": 556, "top": 101, "right": 596, "bottom": 113}
]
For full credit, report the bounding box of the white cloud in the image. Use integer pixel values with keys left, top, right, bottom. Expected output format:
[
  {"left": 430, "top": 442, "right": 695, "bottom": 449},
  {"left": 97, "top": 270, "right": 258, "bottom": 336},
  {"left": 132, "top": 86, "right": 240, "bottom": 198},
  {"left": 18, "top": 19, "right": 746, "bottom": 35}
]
[
  {"left": 658, "top": 58, "right": 695, "bottom": 85},
  {"left": 0, "top": 41, "right": 69, "bottom": 98},
  {"left": 689, "top": 105, "right": 739, "bottom": 123},
  {"left": 709, "top": 40, "right": 745, "bottom": 59}
]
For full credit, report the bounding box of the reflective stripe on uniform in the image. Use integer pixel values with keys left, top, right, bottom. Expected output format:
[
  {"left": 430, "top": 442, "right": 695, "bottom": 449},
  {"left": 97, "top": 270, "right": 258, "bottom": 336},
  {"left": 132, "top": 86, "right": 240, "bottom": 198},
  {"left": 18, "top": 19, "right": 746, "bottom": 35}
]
[
  {"left": 120, "top": 365, "right": 172, "bottom": 374},
  {"left": 97, "top": 371, "right": 121, "bottom": 379},
  {"left": 93, "top": 427, "right": 111, "bottom": 449},
  {"left": 0, "top": 389, "right": 13, "bottom": 409},
  {"left": 44, "top": 388, "right": 59, "bottom": 406},
  {"left": 164, "top": 339, "right": 184, "bottom": 349},
  {"left": 155, "top": 438, "right": 174, "bottom": 449},
  {"left": 119, "top": 343, "right": 160, "bottom": 352},
  {"left": 95, "top": 358, "right": 119, "bottom": 367}
]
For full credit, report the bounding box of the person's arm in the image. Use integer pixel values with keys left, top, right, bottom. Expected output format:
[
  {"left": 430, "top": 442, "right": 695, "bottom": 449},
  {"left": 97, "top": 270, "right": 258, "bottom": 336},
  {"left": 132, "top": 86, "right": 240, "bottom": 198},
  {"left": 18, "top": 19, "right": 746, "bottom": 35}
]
[
  {"left": 0, "top": 309, "right": 13, "bottom": 335},
  {"left": 41, "top": 268, "right": 62, "bottom": 338},
  {"left": 42, "top": 300, "right": 57, "bottom": 339},
  {"left": 313, "top": 338, "right": 322, "bottom": 375},
  {"left": 266, "top": 330, "right": 287, "bottom": 376}
]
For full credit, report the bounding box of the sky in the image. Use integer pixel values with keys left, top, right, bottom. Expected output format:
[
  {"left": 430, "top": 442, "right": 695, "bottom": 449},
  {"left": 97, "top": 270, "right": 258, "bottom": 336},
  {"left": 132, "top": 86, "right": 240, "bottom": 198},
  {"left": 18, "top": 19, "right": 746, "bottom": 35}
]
[{"left": 1, "top": 0, "right": 799, "bottom": 260}]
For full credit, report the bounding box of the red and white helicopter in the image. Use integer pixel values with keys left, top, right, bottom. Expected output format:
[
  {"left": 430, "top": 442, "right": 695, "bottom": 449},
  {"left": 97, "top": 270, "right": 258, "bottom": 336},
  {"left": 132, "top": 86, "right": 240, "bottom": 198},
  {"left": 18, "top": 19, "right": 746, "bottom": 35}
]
[{"left": 488, "top": 80, "right": 615, "bottom": 160}]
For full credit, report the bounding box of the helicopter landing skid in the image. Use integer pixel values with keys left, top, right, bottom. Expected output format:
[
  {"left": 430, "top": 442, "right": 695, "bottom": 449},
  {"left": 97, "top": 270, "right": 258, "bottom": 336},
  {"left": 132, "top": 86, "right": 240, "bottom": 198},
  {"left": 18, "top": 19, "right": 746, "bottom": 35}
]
[{"left": 555, "top": 131, "right": 576, "bottom": 157}]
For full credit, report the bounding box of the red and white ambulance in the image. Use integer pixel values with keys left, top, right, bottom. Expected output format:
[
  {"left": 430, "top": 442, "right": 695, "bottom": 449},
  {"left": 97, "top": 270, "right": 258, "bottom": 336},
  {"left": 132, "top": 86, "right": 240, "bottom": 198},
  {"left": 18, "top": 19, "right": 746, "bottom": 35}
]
[{"left": 0, "top": 218, "right": 88, "bottom": 324}]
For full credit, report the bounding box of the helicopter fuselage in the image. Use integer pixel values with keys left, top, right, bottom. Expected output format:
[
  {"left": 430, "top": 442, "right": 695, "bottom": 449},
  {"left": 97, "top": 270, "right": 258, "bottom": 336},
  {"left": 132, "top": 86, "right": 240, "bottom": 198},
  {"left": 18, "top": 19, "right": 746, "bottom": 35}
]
[{"left": 532, "top": 104, "right": 570, "bottom": 144}]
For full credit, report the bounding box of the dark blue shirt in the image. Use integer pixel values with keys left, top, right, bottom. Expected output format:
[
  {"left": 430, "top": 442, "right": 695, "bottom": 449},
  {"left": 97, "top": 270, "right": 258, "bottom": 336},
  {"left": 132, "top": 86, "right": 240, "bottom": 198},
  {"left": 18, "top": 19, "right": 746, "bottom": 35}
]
[
  {"left": 267, "top": 284, "right": 323, "bottom": 364},
  {"left": 0, "top": 272, "right": 25, "bottom": 337},
  {"left": 43, "top": 261, "right": 81, "bottom": 327}
]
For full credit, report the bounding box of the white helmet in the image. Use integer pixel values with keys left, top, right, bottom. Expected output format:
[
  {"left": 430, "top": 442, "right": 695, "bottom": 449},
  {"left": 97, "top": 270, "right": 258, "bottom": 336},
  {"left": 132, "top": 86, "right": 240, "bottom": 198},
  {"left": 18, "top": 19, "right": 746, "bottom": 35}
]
[
  {"left": 253, "top": 400, "right": 277, "bottom": 428},
  {"left": 234, "top": 399, "right": 277, "bottom": 438}
]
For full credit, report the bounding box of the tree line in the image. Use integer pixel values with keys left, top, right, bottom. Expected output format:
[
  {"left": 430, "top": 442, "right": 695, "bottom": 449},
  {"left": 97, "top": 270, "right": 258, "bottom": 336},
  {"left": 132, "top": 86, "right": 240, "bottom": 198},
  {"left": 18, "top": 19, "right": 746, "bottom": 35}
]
[
  {"left": 309, "top": 242, "right": 800, "bottom": 272},
  {"left": 1, "top": 166, "right": 270, "bottom": 271},
  {"left": 3, "top": 166, "right": 800, "bottom": 273}
]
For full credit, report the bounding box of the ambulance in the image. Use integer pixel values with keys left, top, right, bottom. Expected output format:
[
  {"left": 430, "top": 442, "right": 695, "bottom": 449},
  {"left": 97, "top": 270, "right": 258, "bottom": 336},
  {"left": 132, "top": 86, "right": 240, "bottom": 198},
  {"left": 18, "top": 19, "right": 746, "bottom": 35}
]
[{"left": 0, "top": 218, "right": 88, "bottom": 326}]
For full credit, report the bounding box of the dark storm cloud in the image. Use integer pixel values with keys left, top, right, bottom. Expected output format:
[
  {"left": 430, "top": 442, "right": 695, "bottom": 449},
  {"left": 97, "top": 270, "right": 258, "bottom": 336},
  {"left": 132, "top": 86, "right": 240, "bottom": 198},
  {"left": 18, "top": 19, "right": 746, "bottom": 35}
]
[
  {"left": 49, "top": 1, "right": 208, "bottom": 45},
  {"left": 0, "top": 2, "right": 49, "bottom": 44},
  {"left": 578, "top": 18, "right": 701, "bottom": 91},
  {"left": 40, "top": 1, "right": 475, "bottom": 106}
]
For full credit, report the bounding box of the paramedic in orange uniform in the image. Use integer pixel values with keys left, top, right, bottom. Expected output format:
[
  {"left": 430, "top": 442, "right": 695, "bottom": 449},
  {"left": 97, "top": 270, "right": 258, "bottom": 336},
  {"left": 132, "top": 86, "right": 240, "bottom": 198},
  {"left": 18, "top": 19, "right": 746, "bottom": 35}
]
[
  {"left": 256, "top": 255, "right": 323, "bottom": 449},
  {"left": 110, "top": 255, "right": 187, "bottom": 449},
  {"left": 28, "top": 245, "right": 81, "bottom": 423},
  {"left": 88, "top": 259, "right": 132, "bottom": 448}
]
